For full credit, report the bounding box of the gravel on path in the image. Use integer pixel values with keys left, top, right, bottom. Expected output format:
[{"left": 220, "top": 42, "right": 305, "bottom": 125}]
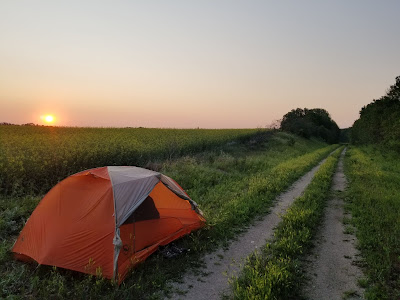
[
  {"left": 303, "top": 148, "right": 364, "bottom": 300},
  {"left": 166, "top": 155, "right": 331, "bottom": 300}
]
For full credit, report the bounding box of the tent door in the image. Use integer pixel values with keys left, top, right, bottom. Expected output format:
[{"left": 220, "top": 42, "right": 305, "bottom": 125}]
[{"left": 123, "top": 196, "right": 160, "bottom": 224}]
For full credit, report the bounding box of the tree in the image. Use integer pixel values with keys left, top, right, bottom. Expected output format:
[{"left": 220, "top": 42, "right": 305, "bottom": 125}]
[
  {"left": 351, "top": 76, "right": 400, "bottom": 151},
  {"left": 280, "top": 108, "right": 340, "bottom": 144}
]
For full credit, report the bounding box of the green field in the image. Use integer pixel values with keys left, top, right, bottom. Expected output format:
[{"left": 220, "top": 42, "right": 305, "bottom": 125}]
[
  {"left": 0, "top": 126, "right": 258, "bottom": 195},
  {"left": 0, "top": 128, "right": 336, "bottom": 299}
]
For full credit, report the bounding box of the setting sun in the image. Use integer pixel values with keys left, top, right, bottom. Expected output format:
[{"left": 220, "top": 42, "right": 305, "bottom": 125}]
[
  {"left": 45, "top": 115, "right": 54, "bottom": 122},
  {"left": 41, "top": 115, "right": 55, "bottom": 124}
]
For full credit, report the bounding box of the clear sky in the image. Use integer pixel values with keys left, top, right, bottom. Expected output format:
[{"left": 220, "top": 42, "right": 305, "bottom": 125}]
[{"left": 1, "top": 1, "right": 399, "bottom": 128}]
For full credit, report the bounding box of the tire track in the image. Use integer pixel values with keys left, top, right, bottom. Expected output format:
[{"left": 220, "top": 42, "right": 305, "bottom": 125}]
[
  {"left": 303, "top": 149, "right": 364, "bottom": 300},
  {"left": 166, "top": 153, "right": 334, "bottom": 300}
]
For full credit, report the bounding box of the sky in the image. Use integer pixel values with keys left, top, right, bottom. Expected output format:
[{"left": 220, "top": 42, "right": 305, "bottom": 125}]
[{"left": 1, "top": 1, "right": 399, "bottom": 128}]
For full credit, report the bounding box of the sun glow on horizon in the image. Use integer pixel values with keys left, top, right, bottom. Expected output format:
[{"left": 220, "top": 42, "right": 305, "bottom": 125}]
[{"left": 41, "top": 115, "right": 55, "bottom": 124}]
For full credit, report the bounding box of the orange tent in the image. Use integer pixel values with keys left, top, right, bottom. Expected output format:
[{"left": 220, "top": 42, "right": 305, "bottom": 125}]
[{"left": 12, "top": 166, "right": 205, "bottom": 281}]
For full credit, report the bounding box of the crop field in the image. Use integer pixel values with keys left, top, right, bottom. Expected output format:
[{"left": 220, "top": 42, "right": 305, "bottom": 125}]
[
  {"left": 0, "top": 128, "right": 339, "bottom": 299},
  {"left": 0, "top": 126, "right": 258, "bottom": 195}
]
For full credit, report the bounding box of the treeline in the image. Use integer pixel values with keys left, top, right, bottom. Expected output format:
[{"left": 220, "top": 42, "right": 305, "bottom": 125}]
[
  {"left": 280, "top": 108, "right": 340, "bottom": 144},
  {"left": 352, "top": 76, "right": 400, "bottom": 151}
]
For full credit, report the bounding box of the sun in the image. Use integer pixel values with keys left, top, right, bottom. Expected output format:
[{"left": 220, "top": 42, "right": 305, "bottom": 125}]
[
  {"left": 41, "top": 115, "right": 55, "bottom": 124},
  {"left": 45, "top": 115, "right": 54, "bottom": 123}
]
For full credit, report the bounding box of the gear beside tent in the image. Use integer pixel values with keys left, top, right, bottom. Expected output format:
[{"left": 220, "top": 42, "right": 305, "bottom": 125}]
[{"left": 12, "top": 166, "right": 205, "bottom": 281}]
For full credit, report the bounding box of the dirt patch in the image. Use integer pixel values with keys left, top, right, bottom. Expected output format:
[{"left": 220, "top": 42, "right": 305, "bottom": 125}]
[
  {"left": 303, "top": 149, "right": 365, "bottom": 300},
  {"left": 166, "top": 156, "right": 330, "bottom": 300}
]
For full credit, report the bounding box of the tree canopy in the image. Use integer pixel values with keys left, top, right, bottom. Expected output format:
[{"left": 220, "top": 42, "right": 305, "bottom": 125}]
[
  {"left": 351, "top": 76, "right": 400, "bottom": 151},
  {"left": 280, "top": 108, "right": 340, "bottom": 144}
]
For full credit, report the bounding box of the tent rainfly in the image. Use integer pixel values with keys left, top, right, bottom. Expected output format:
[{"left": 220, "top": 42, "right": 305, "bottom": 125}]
[{"left": 12, "top": 166, "right": 205, "bottom": 281}]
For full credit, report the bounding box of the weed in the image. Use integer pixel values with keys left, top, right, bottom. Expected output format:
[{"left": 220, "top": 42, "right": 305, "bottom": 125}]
[
  {"left": 358, "top": 277, "right": 368, "bottom": 288},
  {"left": 343, "top": 216, "right": 351, "bottom": 225},
  {"left": 344, "top": 225, "right": 356, "bottom": 235},
  {"left": 343, "top": 289, "right": 359, "bottom": 299}
]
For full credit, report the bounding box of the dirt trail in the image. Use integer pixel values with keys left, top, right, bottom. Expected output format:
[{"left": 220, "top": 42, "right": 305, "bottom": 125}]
[
  {"left": 167, "top": 155, "right": 331, "bottom": 300},
  {"left": 303, "top": 149, "right": 364, "bottom": 300}
]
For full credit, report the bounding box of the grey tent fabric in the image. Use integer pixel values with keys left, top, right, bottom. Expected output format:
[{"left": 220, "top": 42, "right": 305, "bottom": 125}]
[
  {"left": 160, "top": 174, "right": 203, "bottom": 215},
  {"left": 108, "top": 166, "right": 160, "bottom": 185},
  {"left": 108, "top": 166, "right": 162, "bottom": 279},
  {"left": 108, "top": 166, "right": 161, "bottom": 226},
  {"left": 107, "top": 166, "right": 199, "bottom": 279},
  {"left": 160, "top": 174, "right": 191, "bottom": 201},
  {"left": 112, "top": 176, "right": 160, "bottom": 226}
]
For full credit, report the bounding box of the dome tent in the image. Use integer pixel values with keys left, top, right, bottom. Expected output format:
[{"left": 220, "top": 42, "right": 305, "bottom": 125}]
[{"left": 12, "top": 166, "right": 205, "bottom": 281}]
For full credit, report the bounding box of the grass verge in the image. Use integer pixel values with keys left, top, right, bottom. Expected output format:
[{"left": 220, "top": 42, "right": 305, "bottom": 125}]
[
  {"left": 232, "top": 147, "right": 343, "bottom": 299},
  {"left": 344, "top": 146, "right": 400, "bottom": 300},
  {"left": 1, "top": 133, "right": 338, "bottom": 299}
]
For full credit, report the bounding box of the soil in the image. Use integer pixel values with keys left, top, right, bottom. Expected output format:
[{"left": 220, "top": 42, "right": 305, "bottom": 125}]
[
  {"left": 303, "top": 149, "right": 364, "bottom": 300},
  {"left": 166, "top": 155, "right": 330, "bottom": 300}
]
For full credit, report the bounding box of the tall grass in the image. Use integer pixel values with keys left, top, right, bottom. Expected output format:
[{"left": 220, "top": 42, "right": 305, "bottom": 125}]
[
  {"left": 344, "top": 146, "right": 400, "bottom": 299},
  {"left": 233, "top": 147, "right": 342, "bottom": 299},
  {"left": 1, "top": 132, "right": 336, "bottom": 299},
  {"left": 165, "top": 141, "right": 339, "bottom": 250},
  {"left": 0, "top": 126, "right": 259, "bottom": 195}
]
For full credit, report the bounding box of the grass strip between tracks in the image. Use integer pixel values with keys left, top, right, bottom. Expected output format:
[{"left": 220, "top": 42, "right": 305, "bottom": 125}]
[{"left": 233, "top": 146, "right": 343, "bottom": 300}]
